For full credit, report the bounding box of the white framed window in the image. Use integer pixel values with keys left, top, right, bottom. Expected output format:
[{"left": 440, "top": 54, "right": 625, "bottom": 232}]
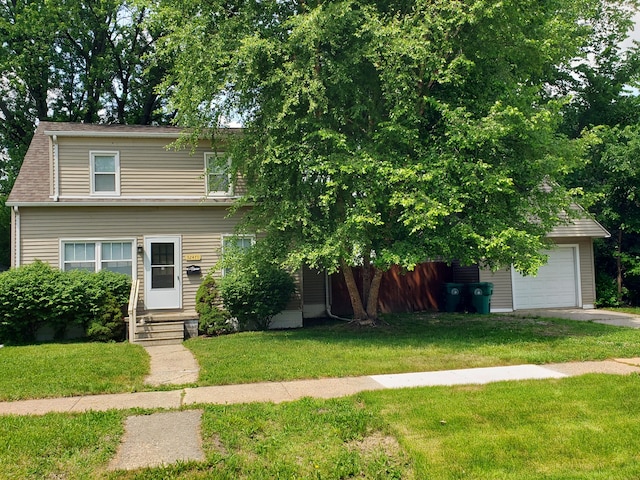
[
  {"left": 205, "top": 152, "right": 232, "bottom": 196},
  {"left": 90, "top": 151, "right": 120, "bottom": 195},
  {"left": 61, "top": 240, "right": 134, "bottom": 276},
  {"left": 221, "top": 234, "right": 255, "bottom": 275}
]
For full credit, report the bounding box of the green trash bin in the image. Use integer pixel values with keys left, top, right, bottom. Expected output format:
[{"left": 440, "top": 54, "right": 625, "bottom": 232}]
[
  {"left": 443, "top": 283, "right": 465, "bottom": 312},
  {"left": 467, "top": 282, "right": 493, "bottom": 314}
]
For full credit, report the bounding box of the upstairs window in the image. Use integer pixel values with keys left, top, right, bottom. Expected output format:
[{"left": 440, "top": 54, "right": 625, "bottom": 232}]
[
  {"left": 91, "top": 151, "right": 120, "bottom": 195},
  {"left": 205, "top": 153, "right": 231, "bottom": 196}
]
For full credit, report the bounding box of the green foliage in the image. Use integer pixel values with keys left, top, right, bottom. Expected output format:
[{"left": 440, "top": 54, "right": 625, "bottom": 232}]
[
  {"left": 218, "top": 259, "right": 296, "bottom": 330},
  {"left": 0, "top": 261, "right": 131, "bottom": 344},
  {"left": 195, "top": 272, "right": 233, "bottom": 335},
  {"left": 155, "top": 0, "right": 624, "bottom": 317},
  {"left": 595, "top": 272, "right": 627, "bottom": 308}
]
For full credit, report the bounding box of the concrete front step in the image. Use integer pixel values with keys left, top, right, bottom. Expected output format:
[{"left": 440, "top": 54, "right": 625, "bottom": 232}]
[
  {"left": 135, "top": 337, "right": 184, "bottom": 347},
  {"left": 130, "top": 320, "right": 185, "bottom": 346}
]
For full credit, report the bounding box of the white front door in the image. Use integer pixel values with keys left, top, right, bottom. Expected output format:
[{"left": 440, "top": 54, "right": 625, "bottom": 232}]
[{"left": 144, "top": 236, "right": 182, "bottom": 310}]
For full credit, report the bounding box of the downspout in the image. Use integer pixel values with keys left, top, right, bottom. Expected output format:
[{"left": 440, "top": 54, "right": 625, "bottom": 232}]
[
  {"left": 325, "top": 270, "right": 350, "bottom": 322},
  {"left": 52, "top": 135, "right": 59, "bottom": 201},
  {"left": 13, "top": 206, "right": 20, "bottom": 267}
]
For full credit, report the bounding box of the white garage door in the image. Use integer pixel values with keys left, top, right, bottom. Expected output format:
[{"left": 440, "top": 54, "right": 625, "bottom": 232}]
[{"left": 512, "top": 247, "right": 579, "bottom": 309}]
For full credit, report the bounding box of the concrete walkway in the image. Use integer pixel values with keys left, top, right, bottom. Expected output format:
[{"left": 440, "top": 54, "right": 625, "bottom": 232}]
[
  {"left": 3, "top": 308, "right": 640, "bottom": 471},
  {"left": 108, "top": 410, "right": 205, "bottom": 471},
  {"left": 143, "top": 344, "right": 200, "bottom": 386},
  {"left": 514, "top": 308, "right": 640, "bottom": 328},
  {"left": 2, "top": 358, "right": 640, "bottom": 416}
]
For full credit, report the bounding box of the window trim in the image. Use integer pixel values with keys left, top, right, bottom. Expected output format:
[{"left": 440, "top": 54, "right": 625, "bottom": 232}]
[
  {"left": 205, "top": 152, "right": 232, "bottom": 196},
  {"left": 60, "top": 238, "right": 136, "bottom": 278},
  {"left": 90, "top": 151, "right": 121, "bottom": 196}
]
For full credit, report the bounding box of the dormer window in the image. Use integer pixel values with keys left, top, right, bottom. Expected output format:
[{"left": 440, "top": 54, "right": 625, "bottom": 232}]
[
  {"left": 205, "top": 152, "right": 231, "bottom": 196},
  {"left": 91, "top": 151, "right": 120, "bottom": 195}
]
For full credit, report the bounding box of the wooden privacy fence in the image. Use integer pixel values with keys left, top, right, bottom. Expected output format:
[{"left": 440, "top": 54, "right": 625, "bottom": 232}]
[{"left": 330, "top": 262, "right": 452, "bottom": 316}]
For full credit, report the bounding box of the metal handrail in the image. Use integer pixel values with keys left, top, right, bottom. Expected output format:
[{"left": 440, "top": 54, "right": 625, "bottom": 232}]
[{"left": 127, "top": 279, "right": 140, "bottom": 342}]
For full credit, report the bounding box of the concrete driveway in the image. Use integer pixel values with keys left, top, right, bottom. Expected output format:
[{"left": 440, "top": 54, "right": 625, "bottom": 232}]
[{"left": 511, "top": 308, "right": 640, "bottom": 329}]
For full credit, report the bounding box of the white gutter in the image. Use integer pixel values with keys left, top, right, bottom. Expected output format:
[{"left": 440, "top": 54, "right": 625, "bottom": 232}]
[
  {"left": 52, "top": 135, "right": 59, "bottom": 201},
  {"left": 13, "top": 206, "right": 20, "bottom": 267},
  {"left": 5, "top": 200, "right": 240, "bottom": 207}
]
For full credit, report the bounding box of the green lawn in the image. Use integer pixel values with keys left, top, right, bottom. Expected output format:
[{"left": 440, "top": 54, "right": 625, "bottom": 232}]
[
  {"left": 3, "top": 312, "right": 640, "bottom": 401},
  {"left": 2, "top": 375, "right": 640, "bottom": 479},
  {"left": 187, "top": 312, "right": 640, "bottom": 386},
  {"left": 0, "top": 342, "right": 149, "bottom": 401}
]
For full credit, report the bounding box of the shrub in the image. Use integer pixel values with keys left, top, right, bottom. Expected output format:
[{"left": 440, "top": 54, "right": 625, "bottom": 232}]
[
  {"left": 195, "top": 272, "right": 233, "bottom": 335},
  {"left": 0, "top": 262, "right": 130, "bottom": 344},
  {"left": 219, "top": 263, "right": 296, "bottom": 330},
  {"left": 595, "top": 272, "right": 627, "bottom": 307},
  {"left": 0, "top": 261, "right": 63, "bottom": 343}
]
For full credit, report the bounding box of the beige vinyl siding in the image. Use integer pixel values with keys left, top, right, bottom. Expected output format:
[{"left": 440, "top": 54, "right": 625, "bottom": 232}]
[
  {"left": 56, "top": 137, "right": 227, "bottom": 197},
  {"left": 16, "top": 206, "right": 254, "bottom": 313},
  {"left": 479, "top": 268, "right": 513, "bottom": 311},
  {"left": 286, "top": 269, "right": 303, "bottom": 311}
]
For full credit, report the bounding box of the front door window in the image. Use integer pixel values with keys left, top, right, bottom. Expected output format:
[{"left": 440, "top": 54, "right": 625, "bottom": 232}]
[{"left": 151, "top": 242, "right": 175, "bottom": 289}]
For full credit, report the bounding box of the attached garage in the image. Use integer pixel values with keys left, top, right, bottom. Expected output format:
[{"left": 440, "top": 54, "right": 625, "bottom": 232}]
[
  {"left": 512, "top": 246, "right": 580, "bottom": 309},
  {"left": 480, "top": 208, "right": 610, "bottom": 312}
]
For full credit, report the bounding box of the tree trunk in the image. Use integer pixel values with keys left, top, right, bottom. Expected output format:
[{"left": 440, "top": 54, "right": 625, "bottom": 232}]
[
  {"left": 341, "top": 260, "right": 367, "bottom": 321},
  {"left": 365, "top": 267, "right": 383, "bottom": 320},
  {"left": 362, "top": 252, "right": 371, "bottom": 308},
  {"left": 617, "top": 230, "right": 623, "bottom": 302}
]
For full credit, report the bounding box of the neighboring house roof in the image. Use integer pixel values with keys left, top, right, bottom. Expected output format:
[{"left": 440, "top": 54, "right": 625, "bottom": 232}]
[
  {"left": 7, "top": 121, "right": 240, "bottom": 206},
  {"left": 548, "top": 205, "right": 610, "bottom": 239}
]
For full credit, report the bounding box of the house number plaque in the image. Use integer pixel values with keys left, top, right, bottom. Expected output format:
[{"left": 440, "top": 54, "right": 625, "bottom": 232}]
[{"left": 184, "top": 254, "right": 202, "bottom": 261}]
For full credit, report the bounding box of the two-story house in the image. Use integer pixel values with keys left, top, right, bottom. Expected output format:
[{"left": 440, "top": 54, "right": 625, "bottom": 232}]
[
  {"left": 7, "top": 122, "right": 611, "bottom": 343},
  {"left": 6, "top": 122, "right": 325, "bottom": 344}
]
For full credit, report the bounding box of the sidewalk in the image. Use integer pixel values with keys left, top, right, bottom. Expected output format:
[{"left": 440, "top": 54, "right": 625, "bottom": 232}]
[{"left": 2, "top": 357, "right": 640, "bottom": 416}]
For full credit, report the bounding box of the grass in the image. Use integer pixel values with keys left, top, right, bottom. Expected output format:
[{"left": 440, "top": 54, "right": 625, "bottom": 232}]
[
  {"left": 187, "top": 312, "right": 640, "bottom": 386},
  {"left": 3, "top": 312, "right": 640, "bottom": 401},
  {"left": 0, "top": 410, "right": 125, "bottom": 479},
  {"left": 364, "top": 374, "right": 640, "bottom": 479},
  {"left": 3, "top": 375, "right": 640, "bottom": 478},
  {"left": 0, "top": 342, "right": 149, "bottom": 401}
]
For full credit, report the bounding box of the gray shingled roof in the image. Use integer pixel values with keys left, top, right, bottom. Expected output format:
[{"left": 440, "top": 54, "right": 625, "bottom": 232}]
[{"left": 7, "top": 122, "right": 52, "bottom": 204}]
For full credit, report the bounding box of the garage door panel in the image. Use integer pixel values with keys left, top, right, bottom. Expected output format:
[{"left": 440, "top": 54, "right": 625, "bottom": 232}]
[{"left": 513, "top": 247, "right": 578, "bottom": 309}]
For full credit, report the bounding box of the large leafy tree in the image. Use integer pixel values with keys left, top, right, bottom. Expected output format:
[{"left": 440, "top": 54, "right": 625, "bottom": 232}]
[
  {"left": 0, "top": 0, "right": 173, "bottom": 191},
  {"left": 156, "top": 0, "right": 627, "bottom": 322},
  {"left": 560, "top": 5, "right": 640, "bottom": 305},
  {"left": 0, "top": 0, "right": 173, "bottom": 267}
]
